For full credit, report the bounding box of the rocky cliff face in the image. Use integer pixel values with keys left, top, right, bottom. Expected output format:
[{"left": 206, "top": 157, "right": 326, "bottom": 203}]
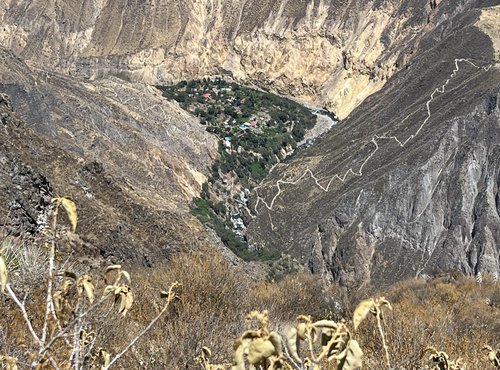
[
  {"left": 1, "top": 0, "right": 443, "bottom": 119},
  {"left": 247, "top": 3, "right": 500, "bottom": 287}
]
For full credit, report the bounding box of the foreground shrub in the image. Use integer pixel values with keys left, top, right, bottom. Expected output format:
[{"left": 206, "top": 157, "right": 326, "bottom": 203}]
[
  {"left": 356, "top": 276, "right": 500, "bottom": 369},
  {"left": 0, "top": 198, "right": 179, "bottom": 369},
  {"left": 1, "top": 201, "right": 498, "bottom": 369},
  {"left": 121, "top": 251, "right": 341, "bottom": 368}
]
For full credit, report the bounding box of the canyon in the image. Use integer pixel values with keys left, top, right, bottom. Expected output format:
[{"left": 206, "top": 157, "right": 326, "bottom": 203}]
[{"left": 0, "top": 0, "right": 499, "bottom": 286}]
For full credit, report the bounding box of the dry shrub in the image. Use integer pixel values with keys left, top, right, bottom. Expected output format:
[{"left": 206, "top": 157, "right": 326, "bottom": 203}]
[
  {"left": 93, "top": 249, "right": 249, "bottom": 369},
  {"left": 355, "top": 276, "right": 500, "bottom": 369},
  {"left": 0, "top": 233, "right": 47, "bottom": 291},
  {"left": 247, "top": 273, "right": 344, "bottom": 325},
  {"left": 93, "top": 249, "right": 340, "bottom": 369},
  {"left": 2, "top": 227, "right": 499, "bottom": 370},
  {"left": 154, "top": 250, "right": 250, "bottom": 367},
  {"left": 0, "top": 283, "right": 48, "bottom": 362}
]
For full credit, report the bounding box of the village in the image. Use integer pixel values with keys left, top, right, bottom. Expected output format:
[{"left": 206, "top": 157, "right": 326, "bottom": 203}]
[
  {"left": 157, "top": 78, "right": 317, "bottom": 261},
  {"left": 158, "top": 77, "right": 314, "bottom": 156}
]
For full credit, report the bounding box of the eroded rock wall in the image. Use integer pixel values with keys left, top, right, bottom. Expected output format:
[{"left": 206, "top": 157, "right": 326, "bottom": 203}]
[
  {"left": 0, "top": 0, "right": 445, "bottom": 119},
  {"left": 1, "top": 0, "right": 499, "bottom": 286},
  {"left": 0, "top": 46, "right": 220, "bottom": 264}
]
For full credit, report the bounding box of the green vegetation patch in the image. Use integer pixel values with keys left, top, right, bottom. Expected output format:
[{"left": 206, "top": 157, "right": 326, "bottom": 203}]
[
  {"left": 191, "top": 197, "right": 280, "bottom": 262},
  {"left": 157, "top": 78, "right": 317, "bottom": 262}
]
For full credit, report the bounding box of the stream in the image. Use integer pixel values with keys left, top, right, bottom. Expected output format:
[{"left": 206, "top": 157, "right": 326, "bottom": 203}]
[{"left": 300, "top": 109, "right": 338, "bottom": 145}]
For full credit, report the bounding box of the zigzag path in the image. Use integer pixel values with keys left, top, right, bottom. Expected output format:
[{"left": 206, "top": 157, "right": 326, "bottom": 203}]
[{"left": 253, "top": 59, "right": 492, "bottom": 214}]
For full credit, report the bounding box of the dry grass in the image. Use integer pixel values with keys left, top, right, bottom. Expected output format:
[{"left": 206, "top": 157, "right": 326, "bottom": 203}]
[
  {"left": 94, "top": 249, "right": 339, "bottom": 368},
  {"left": 355, "top": 276, "right": 500, "bottom": 369},
  {"left": 1, "top": 242, "right": 499, "bottom": 369},
  {"left": 91, "top": 251, "right": 499, "bottom": 369}
]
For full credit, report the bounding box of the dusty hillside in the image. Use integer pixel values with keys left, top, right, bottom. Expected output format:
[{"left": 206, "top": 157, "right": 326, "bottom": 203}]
[
  {"left": 1, "top": 0, "right": 444, "bottom": 119},
  {"left": 0, "top": 46, "right": 222, "bottom": 264},
  {"left": 247, "top": 3, "right": 500, "bottom": 287}
]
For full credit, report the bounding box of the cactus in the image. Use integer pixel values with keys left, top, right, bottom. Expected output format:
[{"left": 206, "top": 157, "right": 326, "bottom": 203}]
[{"left": 425, "top": 347, "right": 466, "bottom": 370}]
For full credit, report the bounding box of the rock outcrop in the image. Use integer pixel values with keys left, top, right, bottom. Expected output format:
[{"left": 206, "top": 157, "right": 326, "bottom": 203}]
[{"left": 0, "top": 0, "right": 498, "bottom": 286}]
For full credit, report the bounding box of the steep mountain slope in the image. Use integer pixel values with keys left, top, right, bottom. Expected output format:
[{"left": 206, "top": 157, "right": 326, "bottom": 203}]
[
  {"left": 247, "top": 4, "right": 500, "bottom": 287},
  {"left": 0, "top": 47, "right": 220, "bottom": 264},
  {"left": 1, "top": 0, "right": 442, "bottom": 119}
]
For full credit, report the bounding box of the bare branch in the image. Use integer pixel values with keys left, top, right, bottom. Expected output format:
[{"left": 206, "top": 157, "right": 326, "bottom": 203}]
[
  {"left": 41, "top": 204, "right": 59, "bottom": 349},
  {"left": 5, "top": 284, "right": 41, "bottom": 346},
  {"left": 103, "top": 282, "right": 180, "bottom": 369},
  {"left": 70, "top": 301, "right": 82, "bottom": 370}
]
